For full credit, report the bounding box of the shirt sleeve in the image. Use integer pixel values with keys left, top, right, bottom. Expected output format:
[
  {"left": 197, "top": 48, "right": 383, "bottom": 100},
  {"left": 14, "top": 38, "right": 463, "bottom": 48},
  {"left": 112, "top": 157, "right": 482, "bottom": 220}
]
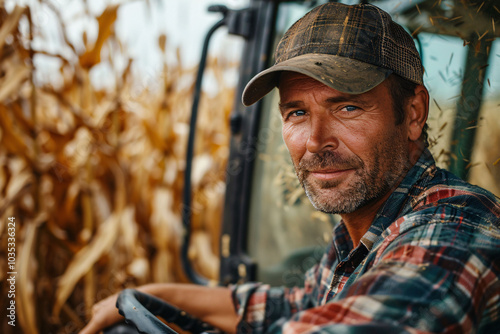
[
  {"left": 230, "top": 283, "right": 306, "bottom": 333},
  {"left": 231, "top": 263, "right": 320, "bottom": 334}
]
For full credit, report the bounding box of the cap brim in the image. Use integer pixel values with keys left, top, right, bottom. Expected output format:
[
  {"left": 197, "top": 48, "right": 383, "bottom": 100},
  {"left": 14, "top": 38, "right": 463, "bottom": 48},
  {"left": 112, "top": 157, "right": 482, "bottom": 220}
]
[{"left": 242, "top": 54, "right": 392, "bottom": 106}]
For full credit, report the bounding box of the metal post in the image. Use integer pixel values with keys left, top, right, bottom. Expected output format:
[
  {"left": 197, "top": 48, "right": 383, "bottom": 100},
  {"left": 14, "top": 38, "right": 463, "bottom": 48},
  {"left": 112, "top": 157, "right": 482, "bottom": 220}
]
[{"left": 449, "top": 37, "right": 492, "bottom": 179}]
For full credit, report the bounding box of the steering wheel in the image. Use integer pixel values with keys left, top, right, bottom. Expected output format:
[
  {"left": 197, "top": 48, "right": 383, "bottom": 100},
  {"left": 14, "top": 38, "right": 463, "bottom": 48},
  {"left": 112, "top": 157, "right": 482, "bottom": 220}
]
[{"left": 108, "top": 289, "right": 214, "bottom": 334}]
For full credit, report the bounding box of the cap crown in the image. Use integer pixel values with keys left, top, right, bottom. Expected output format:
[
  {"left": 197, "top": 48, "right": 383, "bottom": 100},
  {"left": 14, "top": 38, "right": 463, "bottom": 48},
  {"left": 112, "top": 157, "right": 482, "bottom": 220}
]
[{"left": 275, "top": 3, "right": 423, "bottom": 84}]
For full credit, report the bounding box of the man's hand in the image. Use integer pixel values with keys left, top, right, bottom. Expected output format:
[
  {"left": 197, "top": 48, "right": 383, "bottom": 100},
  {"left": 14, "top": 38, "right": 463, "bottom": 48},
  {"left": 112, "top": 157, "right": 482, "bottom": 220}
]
[
  {"left": 79, "top": 283, "right": 239, "bottom": 334},
  {"left": 79, "top": 293, "right": 123, "bottom": 334}
]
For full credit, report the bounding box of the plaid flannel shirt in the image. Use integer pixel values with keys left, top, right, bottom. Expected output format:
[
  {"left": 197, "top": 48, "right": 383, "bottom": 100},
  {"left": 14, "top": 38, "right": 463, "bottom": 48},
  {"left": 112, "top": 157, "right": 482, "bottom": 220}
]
[{"left": 232, "top": 149, "right": 500, "bottom": 333}]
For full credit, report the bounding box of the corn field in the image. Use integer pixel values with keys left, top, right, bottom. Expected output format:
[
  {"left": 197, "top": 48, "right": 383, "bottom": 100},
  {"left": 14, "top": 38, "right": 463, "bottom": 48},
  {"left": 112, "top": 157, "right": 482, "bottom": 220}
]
[{"left": 0, "top": 3, "right": 233, "bottom": 333}]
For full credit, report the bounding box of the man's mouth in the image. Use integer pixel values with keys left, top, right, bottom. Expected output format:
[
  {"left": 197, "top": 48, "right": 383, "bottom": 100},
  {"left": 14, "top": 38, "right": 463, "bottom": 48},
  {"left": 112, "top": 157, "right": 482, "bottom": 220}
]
[{"left": 308, "top": 168, "right": 355, "bottom": 181}]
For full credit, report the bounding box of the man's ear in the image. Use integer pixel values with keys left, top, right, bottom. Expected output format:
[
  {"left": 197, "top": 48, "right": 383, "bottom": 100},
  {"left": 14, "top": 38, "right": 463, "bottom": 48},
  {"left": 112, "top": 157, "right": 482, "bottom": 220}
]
[{"left": 407, "top": 85, "right": 429, "bottom": 141}]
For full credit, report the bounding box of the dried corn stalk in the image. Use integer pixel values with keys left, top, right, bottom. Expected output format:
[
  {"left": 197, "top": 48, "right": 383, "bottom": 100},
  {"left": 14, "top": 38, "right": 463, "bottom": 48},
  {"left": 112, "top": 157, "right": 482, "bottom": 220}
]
[{"left": 0, "top": 3, "right": 234, "bottom": 333}]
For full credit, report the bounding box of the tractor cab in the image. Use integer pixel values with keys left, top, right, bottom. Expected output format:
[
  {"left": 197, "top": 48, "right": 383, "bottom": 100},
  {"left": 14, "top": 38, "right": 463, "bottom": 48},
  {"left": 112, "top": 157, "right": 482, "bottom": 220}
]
[{"left": 111, "top": 0, "right": 500, "bottom": 332}]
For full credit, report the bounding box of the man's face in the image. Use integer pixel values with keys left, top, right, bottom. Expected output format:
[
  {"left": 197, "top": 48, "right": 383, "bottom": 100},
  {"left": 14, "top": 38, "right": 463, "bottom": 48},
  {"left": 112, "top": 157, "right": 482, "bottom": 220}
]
[{"left": 279, "top": 72, "right": 411, "bottom": 214}]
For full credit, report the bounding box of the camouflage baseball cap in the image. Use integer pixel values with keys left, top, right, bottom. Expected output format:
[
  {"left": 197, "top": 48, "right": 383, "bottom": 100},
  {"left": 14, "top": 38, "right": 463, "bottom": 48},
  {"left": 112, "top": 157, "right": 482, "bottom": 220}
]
[{"left": 242, "top": 2, "right": 424, "bottom": 106}]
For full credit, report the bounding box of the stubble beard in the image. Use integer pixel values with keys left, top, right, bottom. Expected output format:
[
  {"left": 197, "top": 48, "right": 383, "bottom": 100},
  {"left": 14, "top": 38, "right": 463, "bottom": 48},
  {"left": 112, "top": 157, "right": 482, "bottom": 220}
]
[{"left": 294, "top": 139, "right": 410, "bottom": 215}]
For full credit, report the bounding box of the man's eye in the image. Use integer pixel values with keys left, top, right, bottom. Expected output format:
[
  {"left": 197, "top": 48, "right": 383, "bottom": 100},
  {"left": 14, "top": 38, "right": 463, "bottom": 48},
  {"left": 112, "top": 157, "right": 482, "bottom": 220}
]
[
  {"left": 342, "top": 105, "right": 358, "bottom": 112},
  {"left": 290, "top": 110, "right": 306, "bottom": 117}
]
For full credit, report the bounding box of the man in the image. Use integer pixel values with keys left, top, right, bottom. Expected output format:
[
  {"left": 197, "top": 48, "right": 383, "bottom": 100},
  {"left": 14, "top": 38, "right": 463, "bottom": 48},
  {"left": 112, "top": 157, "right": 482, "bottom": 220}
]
[{"left": 81, "top": 2, "right": 500, "bottom": 333}]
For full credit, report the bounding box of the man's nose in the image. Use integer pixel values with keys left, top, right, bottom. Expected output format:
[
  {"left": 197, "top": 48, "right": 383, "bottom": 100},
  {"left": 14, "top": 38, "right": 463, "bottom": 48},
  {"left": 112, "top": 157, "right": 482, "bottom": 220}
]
[{"left": 306, "top": 117, "right": 339, "bottom": 153}]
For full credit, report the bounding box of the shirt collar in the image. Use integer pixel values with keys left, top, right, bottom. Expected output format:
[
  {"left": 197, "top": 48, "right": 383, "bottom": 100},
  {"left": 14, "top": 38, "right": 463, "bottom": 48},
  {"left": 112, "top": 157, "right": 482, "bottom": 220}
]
[{"left": 359, "top": 148, "right": 436, "bottom": 250}]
